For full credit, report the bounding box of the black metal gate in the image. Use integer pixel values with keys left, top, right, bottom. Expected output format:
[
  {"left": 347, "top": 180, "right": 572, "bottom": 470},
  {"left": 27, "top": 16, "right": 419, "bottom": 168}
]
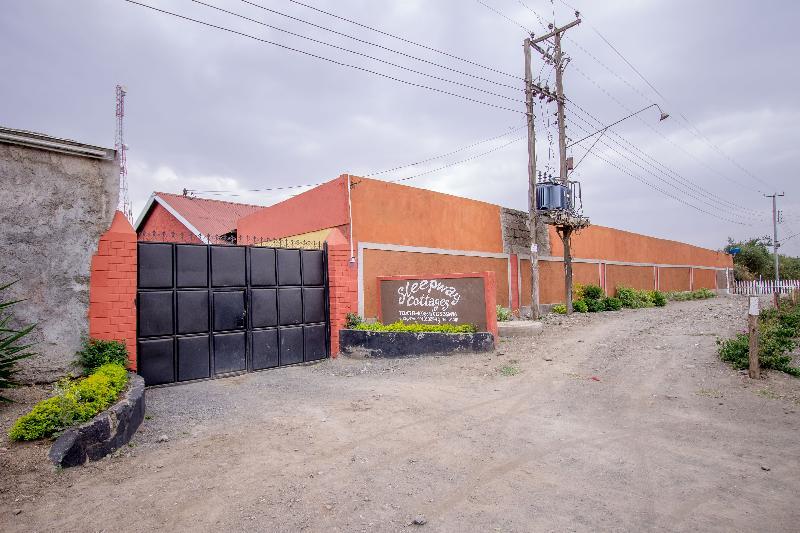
[{"left": 136, "top": 242, "right": 329, "bottom": 386}]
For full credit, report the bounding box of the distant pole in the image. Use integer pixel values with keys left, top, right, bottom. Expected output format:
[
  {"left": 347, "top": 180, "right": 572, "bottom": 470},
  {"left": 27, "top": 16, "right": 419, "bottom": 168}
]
[
  {"left": 524, "top": 37, "right": 540, "bottom": 320},
  {"left": 766, "top": 192, "right": 785, "bottom": 306},
  {"left": 748, "top": 296, "right": 760, "bottom": 379}
]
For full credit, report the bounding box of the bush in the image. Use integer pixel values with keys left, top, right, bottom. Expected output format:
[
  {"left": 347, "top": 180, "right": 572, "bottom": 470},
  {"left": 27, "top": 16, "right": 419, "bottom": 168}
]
[
  {"left": 353, "top": 321, "right": 477, "bottom": 334},
  {"left": 345, "top": 312, "right": 362, "bottom": 329},
  {"left": 552, "top": 304, "right": 567, "bottom": 314},
  {"left": 582, "top": 284, "right": 604, "bottom": 301},
  {"left": 573, "top": 284, "right": 585, "bottom": 301},
  {"left": 616, "top": 286, "right": 654, "bottom": 309},
  {"left": 585, "top": 298, "right": 606, "bottom": 312},
  {"left": 666, "top": 289, "right": 716, "bottom": 301},
  {"left": 9, "top": 363, "right": 129, "bottom": 441},
  {"left": 651, "top": 290, "right": 667, "bottom": 307},
  {"left": 75, "top": 339, "right": 128, "bottom": 375},
  {"left": 603, "top": 297, "right": 623, "bottom": 311},
  {"left": 0, "top": 282, "right": 37, "bottom": 402},
  {"left": 717, "top": 300, "right": 800, "bottom": 377},
  {"left": 496, "top": 306, "right": 513, "bottom": 322},
  {"left": 573, "top": 300, "right": 589, "bottom": 313}
]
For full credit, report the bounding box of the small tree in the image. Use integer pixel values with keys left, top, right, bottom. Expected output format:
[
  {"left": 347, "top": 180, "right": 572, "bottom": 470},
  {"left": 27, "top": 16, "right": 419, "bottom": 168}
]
[{"left": 0, "top": 282, "right": 36, "bottom": 402}]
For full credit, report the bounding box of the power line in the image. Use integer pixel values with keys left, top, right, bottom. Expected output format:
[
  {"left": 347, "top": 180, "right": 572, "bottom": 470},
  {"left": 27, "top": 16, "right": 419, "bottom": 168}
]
[
  {"left": 553, "top": 0, "right": 775, "bottom": 192},
  {"left": 122, "top": 0, "right": 524, "bottom": 114},
  {"left": 283, "top": 0, "right": 523, "bottom": 81},
  {"left": 474, "top": 0, "right": 533, "bottom": 34},
  {"left": 188, "top": 0, "right": 524, "bottom": 105},
  {"left": 566, "top": 114, "right": 759, "bottom": 223},
  {"left": 235, "top": 0, "right": 523, "bottom": 92},
  {"left": 189, "top": 125, "right": 526, "bottom": 196},
  {"left": 388, "top": 135, "right": 524, "bottom": 183},
  {"left": 566, "top": 101, "right": 769, "bottom": 220},
  {"left": 364, "top": 123, "right": 525, "bottom": 177}
]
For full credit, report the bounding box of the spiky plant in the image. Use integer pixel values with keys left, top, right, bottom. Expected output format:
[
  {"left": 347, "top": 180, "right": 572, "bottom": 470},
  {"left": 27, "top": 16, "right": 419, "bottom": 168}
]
[{"left": 0, "top": 282, "right": 36, "bottom": 402}]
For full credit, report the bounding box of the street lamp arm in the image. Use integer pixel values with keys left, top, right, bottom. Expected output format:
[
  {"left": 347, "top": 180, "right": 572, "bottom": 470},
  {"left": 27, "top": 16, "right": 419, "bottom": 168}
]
[{"left": 566, "top": 103, "right": 669, "bottom": 149}]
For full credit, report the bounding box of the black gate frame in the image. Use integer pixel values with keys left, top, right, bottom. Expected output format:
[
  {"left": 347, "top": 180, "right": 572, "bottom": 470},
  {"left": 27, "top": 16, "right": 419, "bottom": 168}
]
[{"left": 136, "top": 242, "right": 330, "bottom": 386}]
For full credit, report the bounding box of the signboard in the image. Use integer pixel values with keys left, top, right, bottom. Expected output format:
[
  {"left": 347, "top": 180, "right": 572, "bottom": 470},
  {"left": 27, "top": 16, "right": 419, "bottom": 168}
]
[{"left": 379, "top": 276, "right": 488, "bottom": 331}]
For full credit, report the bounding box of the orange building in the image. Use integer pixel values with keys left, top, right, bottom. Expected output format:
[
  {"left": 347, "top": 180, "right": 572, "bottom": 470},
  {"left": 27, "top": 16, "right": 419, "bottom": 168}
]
[{"left": 238, "top": 174, "right": 733, "bottom": 335}]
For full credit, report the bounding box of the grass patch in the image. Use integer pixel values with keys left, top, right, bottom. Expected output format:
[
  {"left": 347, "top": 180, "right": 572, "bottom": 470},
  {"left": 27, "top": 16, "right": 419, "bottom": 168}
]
[
  {"left": 499, "top": 365, "right": 521, "bottom": 376},
  {"left": 353, "top": 321, "right": 477, "bottom": 334}
]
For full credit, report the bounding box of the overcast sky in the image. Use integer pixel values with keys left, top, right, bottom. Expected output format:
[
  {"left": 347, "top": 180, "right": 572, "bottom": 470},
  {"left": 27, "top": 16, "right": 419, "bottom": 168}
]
[{"left": 3, "top": 0, "right": 799, "bottom": 253}]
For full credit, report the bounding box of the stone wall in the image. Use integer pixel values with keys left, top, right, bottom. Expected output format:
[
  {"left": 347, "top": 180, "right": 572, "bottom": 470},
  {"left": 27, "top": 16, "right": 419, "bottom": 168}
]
[
  {"left": 0, "top": 129, "right": 117, "bottom": 382},
  {"left": 500, "top": 207, "right": 550, "bottom": 256}
]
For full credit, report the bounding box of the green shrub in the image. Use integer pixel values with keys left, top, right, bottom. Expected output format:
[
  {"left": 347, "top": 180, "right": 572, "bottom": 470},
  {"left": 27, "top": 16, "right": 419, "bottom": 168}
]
[
  {"left": 552, "top": 304, "right": 567, "bottom": 314},
  {"left": 75, "top": 339, "right": 128, "bottom": 375},
  {"left": 573, "top": 300, "right": 589, "bottom": 313},
  {"left": 353, "top": 321, "right": 477, "bottom": 334},
  {"left": 345, "top": 312, "right": 362, "bottom": 329},
  {"left": 651, "top": 290, "right": 667, "bottom": 307},
  {"left": 603, "top": 297, "right": 622, "bottom": 311},
  {"left": 666, "top": 289, "right": 716, "bottom": 301},
  {"left": 496, "top": 306, "right": 513, "bottom": 322},
  {"left": 582, "top": 284, "right": 604, "bottom": 301},
  {"left": 1, "top": 282, "right": 37, "bottom": 402},
  {"left": 616, "top": 286, "right": 655, "bottom": 309},
  {"left": 9, "top": 363, "right": 128, "bottom": 441},
  {"left": 717, "top": 301, "right": 800, "bottom": 377},
  {"left": 585, "top": 298, "right": 606, "bottom": 312}
]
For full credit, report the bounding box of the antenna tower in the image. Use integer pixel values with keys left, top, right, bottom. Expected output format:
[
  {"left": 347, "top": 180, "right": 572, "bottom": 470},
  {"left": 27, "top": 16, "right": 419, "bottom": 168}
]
[{"left": 115, "top": 85, "right": 132, "bottom": 221}]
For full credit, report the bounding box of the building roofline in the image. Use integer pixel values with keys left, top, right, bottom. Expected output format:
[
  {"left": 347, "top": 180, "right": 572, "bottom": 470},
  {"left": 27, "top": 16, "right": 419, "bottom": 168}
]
[
  {"left": 134, "top": 193, "right": 210, "bottom": 244},
  {"left": 0, "top": 126, "right": 115, "bottom": 160}
]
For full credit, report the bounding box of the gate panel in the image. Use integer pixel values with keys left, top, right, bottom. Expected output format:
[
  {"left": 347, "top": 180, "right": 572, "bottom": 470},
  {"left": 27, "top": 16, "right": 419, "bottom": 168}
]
[
  {"left": 178, "top": 336, "right": 210, "bottom": 381},
  {"left": 214, "top": 332, "right": 246, "bottom": 374},
  {"left": 138, "top": 242, "right": 329, "bottom": 386}
]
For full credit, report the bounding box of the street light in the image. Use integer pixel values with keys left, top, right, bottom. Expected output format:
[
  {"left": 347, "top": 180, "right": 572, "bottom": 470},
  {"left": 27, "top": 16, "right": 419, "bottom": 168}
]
[{"left": 567, "top": 103, "right": 669, "bottom": 149}]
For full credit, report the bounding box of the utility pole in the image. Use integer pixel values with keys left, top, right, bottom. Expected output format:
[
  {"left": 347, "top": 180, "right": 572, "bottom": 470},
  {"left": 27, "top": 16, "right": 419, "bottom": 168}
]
[
  {"left": 766, "top": 192, "right": 785, "bottom": 305},
  {"left": 524, "top": 38, "right": 540, "bottom": 319},
  {"left": 523, "top": 41, "right": 558, "bottom": 320},
  {"left": 531, "top": 16, "right": 583, "bottom": 313}
]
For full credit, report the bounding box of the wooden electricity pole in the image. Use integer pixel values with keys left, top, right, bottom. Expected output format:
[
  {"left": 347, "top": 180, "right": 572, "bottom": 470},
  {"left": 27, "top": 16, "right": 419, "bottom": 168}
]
[
  {"left": 524, "top": 38, "right": 540, "bottom": 320},
  {"left": 766, "top": 192, "right": 785, "bottom": 307},
  {"left": 532, "top": 17, "right": 582, "bottom": 313}
]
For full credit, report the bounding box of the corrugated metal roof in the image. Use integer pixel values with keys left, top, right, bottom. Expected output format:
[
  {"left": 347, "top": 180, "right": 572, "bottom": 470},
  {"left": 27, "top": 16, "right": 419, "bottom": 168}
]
[{"left": 154, "top": 192, "right": 263, "bottom": 237}]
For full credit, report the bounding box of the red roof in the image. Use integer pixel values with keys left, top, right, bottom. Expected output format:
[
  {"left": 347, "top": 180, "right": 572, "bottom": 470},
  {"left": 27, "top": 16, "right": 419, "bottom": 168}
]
[{"left": 149, "top": 192, "right": 263, "bottom": 237}]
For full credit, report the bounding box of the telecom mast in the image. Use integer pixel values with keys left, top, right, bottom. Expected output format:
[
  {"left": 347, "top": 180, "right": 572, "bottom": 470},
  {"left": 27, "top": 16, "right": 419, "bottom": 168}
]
[{"left": 115, "top": 85, "right": 132, "bottom": 221}]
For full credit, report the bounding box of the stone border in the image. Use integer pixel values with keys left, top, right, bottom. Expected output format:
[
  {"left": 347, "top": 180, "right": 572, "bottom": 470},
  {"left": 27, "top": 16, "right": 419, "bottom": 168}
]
[
  {"left": 49, "top": 372, "right": 145, "bottom": 468},
  {"left": 339, "top": 329, "right": 494, "bottom": 358}
]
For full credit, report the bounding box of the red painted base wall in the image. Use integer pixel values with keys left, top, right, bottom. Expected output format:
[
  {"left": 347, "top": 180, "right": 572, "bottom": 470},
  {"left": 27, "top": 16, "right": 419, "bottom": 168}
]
[{"left": 88, "top": 211, "right": 138, "bottom": 369}]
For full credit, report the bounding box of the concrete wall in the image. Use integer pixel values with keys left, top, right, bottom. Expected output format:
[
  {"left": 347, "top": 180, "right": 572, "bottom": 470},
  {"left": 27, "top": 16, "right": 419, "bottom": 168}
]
[{"left": 0, "top": 131, "right": 117, "bottom": 381}]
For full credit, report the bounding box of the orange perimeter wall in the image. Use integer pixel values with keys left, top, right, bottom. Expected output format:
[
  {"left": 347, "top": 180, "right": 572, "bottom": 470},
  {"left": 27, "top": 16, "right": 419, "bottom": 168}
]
[{"left": 548, "top": 226, "right": 730, "bottom": 268}]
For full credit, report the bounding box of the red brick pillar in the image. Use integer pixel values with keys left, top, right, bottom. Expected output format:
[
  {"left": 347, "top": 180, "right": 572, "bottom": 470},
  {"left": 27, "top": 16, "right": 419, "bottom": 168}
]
[
  {"left": 326, "top": 228, "right": 358, "bottom": 356},
  {"left": 88, "top": 211, "right": 138, "bottom": 370}
]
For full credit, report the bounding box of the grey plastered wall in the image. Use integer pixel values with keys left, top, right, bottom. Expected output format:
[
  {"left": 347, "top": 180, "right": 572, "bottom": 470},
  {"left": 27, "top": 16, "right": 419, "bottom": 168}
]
[{"left": 0, "top": 129, "right": 118, "bottom": 381}]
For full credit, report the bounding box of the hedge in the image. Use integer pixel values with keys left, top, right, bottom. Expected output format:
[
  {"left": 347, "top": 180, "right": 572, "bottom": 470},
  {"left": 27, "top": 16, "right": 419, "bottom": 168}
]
[
  {"left": 9, "top": 363, "right": 129, "bottom": 441},
  {"left": 353, "top": 321, "right": 477, "bottom": 334}
]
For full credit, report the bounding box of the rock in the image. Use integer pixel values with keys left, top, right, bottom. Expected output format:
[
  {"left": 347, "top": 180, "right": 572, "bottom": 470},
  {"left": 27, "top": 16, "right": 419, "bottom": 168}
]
[
  {"left": 157, "top": 434, "right": 169, "bottom": 443},
  {"left": 412, "top": 515, "right": 427, "bottom": 525},
  {"left": 544, "top": 357, "right": 553, "bottom": 362},
  {"left": 13, "top": 509, "right": 22, "bottom": 515},
  {"left": 761, "top": 465, "right": 771, "bottom": 471}
]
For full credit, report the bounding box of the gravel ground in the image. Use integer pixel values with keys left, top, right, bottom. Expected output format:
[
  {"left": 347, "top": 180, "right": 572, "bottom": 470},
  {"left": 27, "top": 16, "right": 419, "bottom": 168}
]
[{"left": 1, "top": 296, "right": 799, "bottom": 532}]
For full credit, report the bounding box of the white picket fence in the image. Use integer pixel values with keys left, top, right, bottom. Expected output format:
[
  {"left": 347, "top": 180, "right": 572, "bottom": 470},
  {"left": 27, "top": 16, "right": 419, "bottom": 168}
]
[{"left": 730, "top": 279, "right": 800, "bottom": 295}]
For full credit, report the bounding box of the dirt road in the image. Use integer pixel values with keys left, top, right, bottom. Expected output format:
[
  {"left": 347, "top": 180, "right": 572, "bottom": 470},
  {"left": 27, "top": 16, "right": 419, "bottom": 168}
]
[{"left": 2, "top": 296, "right": 799, "bottom": 532}]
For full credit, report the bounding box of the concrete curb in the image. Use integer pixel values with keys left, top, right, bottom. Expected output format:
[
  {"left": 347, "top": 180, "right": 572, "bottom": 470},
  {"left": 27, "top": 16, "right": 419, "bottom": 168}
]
[
  {"left": 498, "top": 320, "right": 544, "bottom": 338},
  {"left": 49, "top": 372, "right": 145, "bottom": 468},
  {"left": 339, "top": 329, "right": 495, "bottom": 358}
]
